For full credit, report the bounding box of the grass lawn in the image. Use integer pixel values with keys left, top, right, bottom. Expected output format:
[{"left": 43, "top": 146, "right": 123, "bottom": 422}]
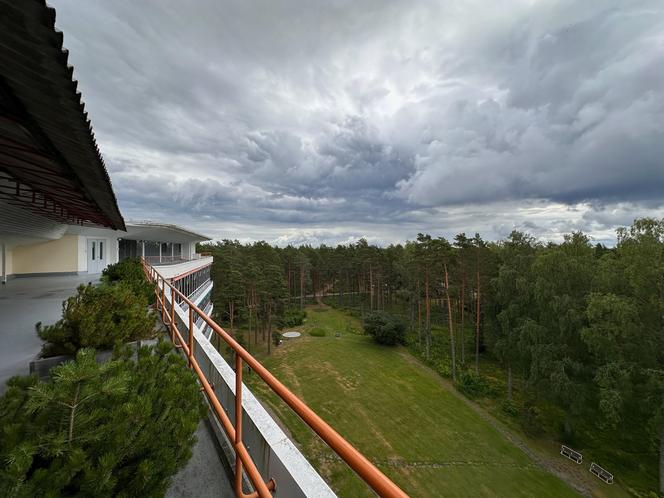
[{"left": 247, "top": 305, "right": 581, "bottom": 497}]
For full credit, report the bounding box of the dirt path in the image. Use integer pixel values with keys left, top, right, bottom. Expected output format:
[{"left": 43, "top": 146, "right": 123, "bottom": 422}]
[
  {"left": 397, "top": 350, "right": 597, "bottom": 498},
  {"left": 315, "top": 283, "right": 335, "bottom": 305}
]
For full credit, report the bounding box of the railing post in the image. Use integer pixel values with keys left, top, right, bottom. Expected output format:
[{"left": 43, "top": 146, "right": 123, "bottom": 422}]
[
  {"left": 170, "top": 287, "right": 176, "bottom": 342},
  {"left": 235, "top": 354, "right": 243, "bottom": 495},
  {"left": 188, "top": 305, "right": 194, "bottom": 368},
  {"left": 161, "top": 278, "right": 166, "bottom": 323}
]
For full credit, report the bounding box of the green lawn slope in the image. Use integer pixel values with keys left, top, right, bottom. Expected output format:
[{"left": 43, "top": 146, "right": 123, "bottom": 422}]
[{"left": 248, "top": 306, "right": 580, "bottom": 497}]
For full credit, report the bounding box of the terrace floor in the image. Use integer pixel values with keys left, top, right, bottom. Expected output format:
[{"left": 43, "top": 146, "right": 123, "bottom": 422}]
[
  {"left": 0, "top": 274, "right": 99, "bottom": 392},
  {"left": 166, "top": 420, "right": 234, "bottom": 498}
]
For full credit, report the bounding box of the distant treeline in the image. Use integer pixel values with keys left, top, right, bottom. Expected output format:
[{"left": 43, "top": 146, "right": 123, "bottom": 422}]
[{"left": 201, "top": 218, "right": 664, "bottom": 492}]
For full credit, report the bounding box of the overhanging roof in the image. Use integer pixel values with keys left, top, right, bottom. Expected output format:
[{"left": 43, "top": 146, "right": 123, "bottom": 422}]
[
  {"left": 123, "top": 222, "right": 212, "bottom": 243},
  {"left": 0, "top": 1, "right": 125, "bottom": 230}
]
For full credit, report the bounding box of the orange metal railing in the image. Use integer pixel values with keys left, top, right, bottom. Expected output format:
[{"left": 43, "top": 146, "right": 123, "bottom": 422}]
[{"left": 142, "top": 259, "right": 408, "bottom": 498}]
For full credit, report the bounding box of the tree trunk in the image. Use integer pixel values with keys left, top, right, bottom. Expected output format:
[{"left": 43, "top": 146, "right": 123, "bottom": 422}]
[
  {"left": 248, "top": 300, "right": 252, "bottom": 353},
  {"left": 475, "top": 266, "right": 481, "bottom": 373},
  {"left": 369, "top": 264, "right": 374, "bottom": 311},
  {"left": 267, "top": 302, "right": 272, "bottom": 354},
  {"left": 409, "top": 291, "right": 415, "bottom": 332},
  {"left": 287, "top": 260, "right": 292, "bottom": 304},
  {"left": 507, "top": 362, "right": 513, "bottom": 400},
  {"left": 425, "top": 272, "right": 431, "bottom": 360},
  {"left": 444, "top": 264, "right": 456, "bottom": 381},
  {"left": 460, "top": 273, "right": 465, "bottom": 365},
  {"left": 417, "top": 280, "right": 422, "bottom": 350},
  {"left": 299, "top": 266, "right": 305, "bottom": 310},
  {"left": 229, "top": 301, "right": 234, "bottom": 336}
]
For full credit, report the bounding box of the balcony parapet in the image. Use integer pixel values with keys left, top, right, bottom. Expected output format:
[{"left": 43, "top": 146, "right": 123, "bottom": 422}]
[{"left": 154, "top": 256, "right": 213, "bottom": 280}]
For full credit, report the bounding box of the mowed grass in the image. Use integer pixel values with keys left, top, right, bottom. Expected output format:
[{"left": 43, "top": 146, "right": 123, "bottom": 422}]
[{"left": 248, "top": 306, "right": 580, "bottom": 497}]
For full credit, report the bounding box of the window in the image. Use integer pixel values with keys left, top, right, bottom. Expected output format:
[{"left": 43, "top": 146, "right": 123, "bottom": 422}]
[
  {"left": 92, "top": 241, "right": 96, "bottom": 260},
  {"left": 99, "top": 241, "right": 104, "bottom": 259}
]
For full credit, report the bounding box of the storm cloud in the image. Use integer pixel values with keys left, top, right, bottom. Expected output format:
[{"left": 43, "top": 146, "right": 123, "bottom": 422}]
[{"left": 51, "top": 0, "right": 664, "bottom": 245}]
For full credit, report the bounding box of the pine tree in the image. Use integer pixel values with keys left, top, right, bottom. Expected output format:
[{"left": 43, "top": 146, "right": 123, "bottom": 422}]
[{"left": 0, "top": 342, "right": 205, "bottom": 497}]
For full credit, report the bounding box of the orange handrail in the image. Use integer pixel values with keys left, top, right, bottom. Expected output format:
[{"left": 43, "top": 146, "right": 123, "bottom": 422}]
[{"left": 142, "top": 259, "right": 408, "bottom": 498}]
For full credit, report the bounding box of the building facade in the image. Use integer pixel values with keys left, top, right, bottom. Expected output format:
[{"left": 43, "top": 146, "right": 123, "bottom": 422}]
[{"left": 1, "top": 221, "right": 210, "bottom": 281}]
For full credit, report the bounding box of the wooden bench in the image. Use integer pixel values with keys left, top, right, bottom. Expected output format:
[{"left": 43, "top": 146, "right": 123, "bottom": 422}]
[
  {"left": 560, "top": 445, "right": 583, "bottom": 464},
  {"left": 589, "top": 462, "right": 614, "bottom": 484}
]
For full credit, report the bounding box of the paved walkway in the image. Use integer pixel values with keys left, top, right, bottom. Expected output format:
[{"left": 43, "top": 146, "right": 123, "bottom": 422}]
[
  {"left": 0, "top": 274, "right": 99, "bottom": 392},
  {"left": 166, "top": 420, "right": 234, "bottom": 497}
]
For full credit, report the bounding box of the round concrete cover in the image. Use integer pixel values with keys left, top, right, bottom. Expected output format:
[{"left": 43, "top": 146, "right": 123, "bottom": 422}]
[{"left": 282, "top": 331, "right": 301, "bottom": 338}]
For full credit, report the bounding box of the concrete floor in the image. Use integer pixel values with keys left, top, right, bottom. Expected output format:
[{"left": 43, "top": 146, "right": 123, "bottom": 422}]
[
  {"left": 167, "top": 420, "right": 234, "bottom": 498},
  {"left": 0, "top": 274, "right": 99, "bottom": 392}
]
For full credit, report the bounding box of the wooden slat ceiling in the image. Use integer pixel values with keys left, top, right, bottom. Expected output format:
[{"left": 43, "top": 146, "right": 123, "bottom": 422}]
[{"left": 0, "top": 0, "right": 125, "bottom": 230}]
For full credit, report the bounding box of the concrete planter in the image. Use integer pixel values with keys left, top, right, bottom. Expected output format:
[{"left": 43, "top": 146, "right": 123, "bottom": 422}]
[{"left": 29, "top": 338, "right": 160, "bottom": 380}]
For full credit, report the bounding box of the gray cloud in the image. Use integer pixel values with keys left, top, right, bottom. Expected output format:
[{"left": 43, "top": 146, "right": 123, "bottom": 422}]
[{"left": 51, "top": 0, "right": 664, "bottom": 245}]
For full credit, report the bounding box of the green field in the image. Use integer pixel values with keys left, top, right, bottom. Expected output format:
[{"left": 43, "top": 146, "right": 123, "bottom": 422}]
[{"left": 247, "top": 306, "right": 581, "bottom": 497}]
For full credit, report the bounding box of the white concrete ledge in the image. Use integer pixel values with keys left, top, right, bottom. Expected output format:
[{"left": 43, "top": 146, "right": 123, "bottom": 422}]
[{"left": 157, "top": 256, "right": 213, "bottom": 279}]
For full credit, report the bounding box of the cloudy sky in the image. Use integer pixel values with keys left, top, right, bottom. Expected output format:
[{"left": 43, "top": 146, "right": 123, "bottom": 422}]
[{"left": 52, "top": 0, "right": 664, "bottom": 246}]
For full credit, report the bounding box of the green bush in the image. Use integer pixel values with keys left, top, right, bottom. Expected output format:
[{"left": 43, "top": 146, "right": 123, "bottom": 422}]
[
  {"left": 102, "top": 258, "right": 154, "bottom": 304},
  {"left": 37, "top": 283, "right": 156, "bottom": 358},
  {"left": 278, "top": 307, "right": 307, "bottom": 328},
  {"left": 363, "top": 311, "right": 406, "bottom": 346},
  {"left": 456, "top": 370, "right": 499, "bottom": 399},
  {"left": 520, "top": 400, "right": 544, "bottom": 436},
  {"left": 435, "top": 359, "right": 452, "bottom": 378},
  {"left": 501, "top": 398, "right": 519, "bottom": 417},
  {"left": 309, "top": 327, "right": 326, "bottom": 337},
  {"left": 0, "top": 342, "right": 205, "bottom": 497}
]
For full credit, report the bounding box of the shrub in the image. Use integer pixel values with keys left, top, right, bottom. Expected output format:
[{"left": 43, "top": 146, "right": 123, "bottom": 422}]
[
  {"left": 456, "top": 370, "right": 498, "bottom": 399},
  {"left": 278, "top": 307, "right": 307, "bottom": 328},
  {"left": 37, "top": 283, "right": 156, "bottom": 358},
  {"left": 0, "top": 342, "right": 205, "bottom": 497},
  {"left": 520, "top": 400, "right": 544, "bottom": 436},
  {"left": 102, "top": 258, "right": 154, "bottom": 304},
  {"left": 501, "top": 398, "right": 519, "bottom": 417},
  {"left": 309, "top": 327, "right": 326, "bottom": 337},
  {"left": 363, "top": 311, "right": 407, "bottom": 346},
  {"left": 435, "top": 359, "right": 452, "bottom": 378}
]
